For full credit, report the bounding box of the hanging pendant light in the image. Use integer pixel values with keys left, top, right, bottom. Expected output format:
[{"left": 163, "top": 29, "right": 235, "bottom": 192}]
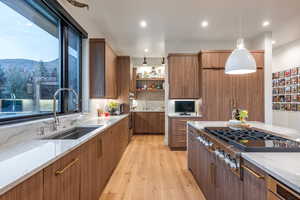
[
  {"left": 225, "top": 38, "right": 256, "bottom": 75},
  {"left": 162, "top": 57, "right": 165, "bottom": 65},
  {"left": 142, "top": 57, "right": 147, "bottom": 66}
]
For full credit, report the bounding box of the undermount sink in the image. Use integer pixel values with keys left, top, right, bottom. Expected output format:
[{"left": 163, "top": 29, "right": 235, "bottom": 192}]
[{"left": 44, "top": 126, "right": 102, "bottom": 140}]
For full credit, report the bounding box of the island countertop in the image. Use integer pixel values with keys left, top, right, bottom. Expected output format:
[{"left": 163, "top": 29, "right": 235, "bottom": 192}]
[
  {"left": 0, "top": 114, "right": 129, "bottom": 196},
  {"left": 187, "top": 121, "right": 300, "bottom": 194}
]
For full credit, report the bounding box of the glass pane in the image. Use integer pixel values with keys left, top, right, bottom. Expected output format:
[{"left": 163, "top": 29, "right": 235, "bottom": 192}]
[
  {"left": 68, "top": 28, "right": 80, "bottom": 111},
  {"left": 0, "top": 0, "right": 60, "bottom": 120}
]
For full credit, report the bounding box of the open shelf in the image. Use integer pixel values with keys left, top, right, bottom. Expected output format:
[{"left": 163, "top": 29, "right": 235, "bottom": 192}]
[
  {"left": 136, "top": 78, "right": 165, "bottom": 81},
  {"left": 136, "top": 89, "right": 165, "bottom": 92}
]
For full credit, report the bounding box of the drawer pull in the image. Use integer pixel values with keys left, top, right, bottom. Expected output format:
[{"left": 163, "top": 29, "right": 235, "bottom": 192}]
[
  {"left": 242, "top": 165, "right": 264, "bottom": 180},
  {"left": 55, "top": 158, "right": 79, "bottom": 176}
]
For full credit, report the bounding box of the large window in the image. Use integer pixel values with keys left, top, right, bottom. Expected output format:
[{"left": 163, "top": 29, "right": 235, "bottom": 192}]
[{"left": 0, "top": 0, "right": 82, "bottom": 123}]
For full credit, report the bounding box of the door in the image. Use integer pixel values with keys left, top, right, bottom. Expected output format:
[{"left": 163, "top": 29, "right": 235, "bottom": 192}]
[
  {"left": 105, "top": 43, "right": 118, "bottom": 98},
  {"left": 44, "top": 148, "right": 81, "bottom": 200},
  {"left": 96, "top": 135, "right": 105, "bottom": 198}
]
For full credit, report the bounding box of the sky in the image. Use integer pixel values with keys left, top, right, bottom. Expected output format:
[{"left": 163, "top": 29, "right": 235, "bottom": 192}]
[{"left": 0, "top": 2, "right": 59, "bottom": 62}]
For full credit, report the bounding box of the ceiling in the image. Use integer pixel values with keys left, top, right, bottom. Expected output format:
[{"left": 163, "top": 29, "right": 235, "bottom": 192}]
[{"left": 80, "top": 0, "right": 300, "bottom": 56}]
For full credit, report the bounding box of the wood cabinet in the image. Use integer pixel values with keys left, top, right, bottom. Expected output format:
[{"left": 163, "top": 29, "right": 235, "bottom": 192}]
[
  {"left": 200, "top": 50, "right": 264, "bottom": 69},
  {"left": 44, "top": 148, "right": 81, "bottom": 200},
  {"left": 89, "top": 39, "right": 118, "bottom": 99},
  {"left": 0, "top": 172, "right": 43, "bottom": 200},
  {"left": 117, "top": 56, "right": 131, "bottom": 113},
  {"left": 168, "top": 54, "right": 200, "bottom": 99},
  {"left": 168, "top": 117, "right": 201, "bottom": 149},
  {"left": 80, "top": 137, "right": 98, "bottom": 200},
  {"left": 133, "top": 112, "right": 165, "bottom": 134},
  {"left": 242, "top": 160, "right": 267, "bottom": 200},
  {"left": 202, "top": 68, "right": 264, "bottom": 122}
]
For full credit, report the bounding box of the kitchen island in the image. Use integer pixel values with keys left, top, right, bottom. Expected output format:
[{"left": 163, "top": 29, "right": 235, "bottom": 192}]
[{"left": 187, "top": 121, "right": 300, "bottom": 200}]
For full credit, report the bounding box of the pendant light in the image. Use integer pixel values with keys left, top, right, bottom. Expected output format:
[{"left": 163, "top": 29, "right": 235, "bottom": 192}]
[
  {"left": 225, "top": 38, "right": 257, "bottom": 74},
  {"left": 142, "top": 57, "right": 147, "bottom": 66},
  {"left": 162, "top": 57, "right": 165, "bottom": 65},
  {"left": 225, "top": 5, "right": 257, "bottom": 75}
]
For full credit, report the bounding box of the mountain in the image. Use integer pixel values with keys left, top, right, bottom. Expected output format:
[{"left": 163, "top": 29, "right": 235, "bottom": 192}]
[{"left": 0, "top": 58, "right": 59, "bottom": 73}]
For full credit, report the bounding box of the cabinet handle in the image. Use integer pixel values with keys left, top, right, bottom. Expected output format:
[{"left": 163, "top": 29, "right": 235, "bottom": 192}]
[
  {"left": 97, "top": 137, "right": 103, "bottom": 158},
  {"left": 55, "top": 158, "right": 79, "bottom": 176},
  {"left": 242, "top": 165, "right": 264, "bottom": 180}
]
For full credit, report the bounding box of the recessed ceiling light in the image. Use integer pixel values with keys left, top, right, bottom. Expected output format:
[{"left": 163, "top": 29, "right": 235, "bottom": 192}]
[
  {"left": 201, "top": 21, "right": 208, "bottom": 28},
  {"left": 144, "top": 48, "right": 149, "bottom": 53},
  {"left": 272, "top": 40, "right": 276, "bottom": 45},
  {"left": 262, "top": 21, "right": 270, "bottom": 27},
  {"left": 140, "top": 20, "right": 147, "bottom": 28}
]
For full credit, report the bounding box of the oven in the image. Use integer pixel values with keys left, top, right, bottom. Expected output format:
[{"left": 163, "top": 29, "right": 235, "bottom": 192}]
[{"left": 267, "top": 176, "right": 300, "bottom": 200}]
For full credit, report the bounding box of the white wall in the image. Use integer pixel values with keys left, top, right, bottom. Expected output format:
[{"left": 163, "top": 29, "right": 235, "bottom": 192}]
[{"left": 272, "top": 38, "right": 300, "bottom": 130}]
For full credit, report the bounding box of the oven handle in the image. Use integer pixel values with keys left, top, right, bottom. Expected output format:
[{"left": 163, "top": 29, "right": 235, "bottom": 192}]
[{"left": 242, "top": 165, "right": 265, "bottom": 180}]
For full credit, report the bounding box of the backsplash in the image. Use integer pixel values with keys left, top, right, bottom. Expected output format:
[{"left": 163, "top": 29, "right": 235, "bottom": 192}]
[
  {"left": 0, "top": 113, "right": 85, "bottom": 148},
  {"left": 131, "top": 100, "right": 164, "bottom": 111}
]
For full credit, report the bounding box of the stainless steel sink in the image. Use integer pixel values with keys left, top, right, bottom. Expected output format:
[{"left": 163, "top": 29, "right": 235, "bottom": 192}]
[{"left": 44, "top": 126, "right": 102, "bottom": 140}]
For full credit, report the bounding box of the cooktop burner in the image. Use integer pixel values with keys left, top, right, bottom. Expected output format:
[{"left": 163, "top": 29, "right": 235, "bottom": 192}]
[{"left": 204, "top": 127, "right": 300, "bottom": 152}]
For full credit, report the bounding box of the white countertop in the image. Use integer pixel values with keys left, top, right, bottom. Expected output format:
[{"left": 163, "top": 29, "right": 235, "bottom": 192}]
[
  {"left": 187, "top": 121, "right": 300, "bottom": 194},
  {"left": 0, "top": 114, "right": 128, "bottom": 196},
  {"left": 130, "top": 110, "right": 165, "bottom": 112},
  {"left": 168, "top": 113, "right": 202, "bottom": 118}
]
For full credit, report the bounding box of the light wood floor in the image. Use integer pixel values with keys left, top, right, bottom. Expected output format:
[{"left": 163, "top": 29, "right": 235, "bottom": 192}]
[{"left": 100, "top": 135, "right": 206, "bottom": 200}]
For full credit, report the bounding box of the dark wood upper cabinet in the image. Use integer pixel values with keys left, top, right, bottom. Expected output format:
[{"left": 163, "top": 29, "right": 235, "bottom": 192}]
[
  {"left": 89, "top": 39, "right": 118, "bottom": 99},
  {"left": 168, "top": 54, "right": 200, "bottom": 99}
]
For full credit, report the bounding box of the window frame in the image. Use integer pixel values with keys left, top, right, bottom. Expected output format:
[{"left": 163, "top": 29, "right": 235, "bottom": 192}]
[{"left": 0, "top": 0, "right": 84, "bottom": 125}]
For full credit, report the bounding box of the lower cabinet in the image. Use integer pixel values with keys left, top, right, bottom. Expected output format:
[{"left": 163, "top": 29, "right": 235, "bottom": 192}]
[
  {"left": 44, "top": 148, "right": 81, "bottom": 200},
  {"left": 134, "top": 112, "right": 165, "bottom": 134},
  {"left": 188, "top": 127, "right": 268, "bottom": 200},
  {"left": 242, "top": 160, "right": 267, "bottom": 200},
  {"left": 0, "top": 172, "right": 43, "bottom": 200},
  {"left": 0, "top": 117, "right": 129, "bottom": 200},
  {"left": 169, "top": 117, "right": 202, "bottom": 149}
]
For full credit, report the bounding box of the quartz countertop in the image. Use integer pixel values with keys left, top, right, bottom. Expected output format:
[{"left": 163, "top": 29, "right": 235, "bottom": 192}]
[
  {"left": 0, "top": 114, "right": 128, "bottom": 196},
  {"left": 130, "top": 110, "right": 165, "bottom": 112},
  {"left": 168, "top": 113, "right": 202, "bottom": 118},
  {"left": 187, "top": 121, "right": 300, "bottom": 194}
]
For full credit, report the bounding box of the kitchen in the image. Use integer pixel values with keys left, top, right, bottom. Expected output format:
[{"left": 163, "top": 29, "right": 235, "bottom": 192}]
[{"left": 0, "top": 0, "right": 300, "bottom": 200}]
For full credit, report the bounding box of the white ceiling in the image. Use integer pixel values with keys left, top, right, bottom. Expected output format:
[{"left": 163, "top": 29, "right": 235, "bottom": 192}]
[{"left": 78, "top": 0, "right": 300, "bottom": 56}]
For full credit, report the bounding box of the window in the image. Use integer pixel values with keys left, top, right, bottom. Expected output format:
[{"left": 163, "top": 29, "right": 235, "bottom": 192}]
[{"left": 0, "top": 0, "right": 82, "bottom": 123}]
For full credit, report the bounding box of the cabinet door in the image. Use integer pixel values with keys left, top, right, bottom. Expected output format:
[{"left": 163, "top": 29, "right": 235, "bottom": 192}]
[
  {"left": 215, "top": 158, "right": 242, "bottom": 200},
  {"left": 0, "top": 172, "right": 43, "bottom": 200},
  {"left": 44, "top": 148, "right": 81, "bottom": 200},
  {"left": 242, "top": 161, "right": 267, "bottom": 200},
  {"left": 202, "top": 69, "right": 222, "bottom": 120},
  {"left": 96, "top": 135, "right": 105, "bottom": 198},
  {"left": 201, "top": 52, "right": 220, "bottom": 68},
  {"left": 102, "top": 129, "right": 114, "bottom": 182},
  {"left": 89, "top": 39, "right": 105, "bottom": 98},
  {"left": 80, "top": 138, "right": 98, "bottom": 200},
  {"left": 159, "top": 112, "right": 165, "bottom": 133},
  {"left": 234, "top": 69, "right": 264, "bottom": 122},
  {"left": 105, "top": 44, "right": 118, "bottom": 98},
  {"left": 169, "top": 55, "right": 200, "bottom": 99},
  {"left": 134, "top": 112, "right": 147, "bottom": 134}
]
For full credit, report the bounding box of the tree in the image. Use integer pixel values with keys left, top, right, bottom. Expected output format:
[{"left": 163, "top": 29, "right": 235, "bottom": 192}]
[
  {"left": 0, "top": 64, "right": 6, "bottom": 97},
  {"left": 36, "top": 60, "right": 48, "bottom": 77},
  {"left": 5, "top": 66, "right": 30, "bottom": 99}
]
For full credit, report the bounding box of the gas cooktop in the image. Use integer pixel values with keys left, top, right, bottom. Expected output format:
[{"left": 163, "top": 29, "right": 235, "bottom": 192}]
[{"left": 204, "top": 127, "right": 300, "bottom": 152}]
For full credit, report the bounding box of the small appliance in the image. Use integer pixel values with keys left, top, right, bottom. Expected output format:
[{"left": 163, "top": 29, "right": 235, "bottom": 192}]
[{"left": 175, "top": 101, "right": 195, "bottom": 115}]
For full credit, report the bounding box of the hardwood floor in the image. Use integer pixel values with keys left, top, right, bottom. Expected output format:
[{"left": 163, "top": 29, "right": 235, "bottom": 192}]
[{"left": 99, "top": 135, "right": 206, "bottom": 200}]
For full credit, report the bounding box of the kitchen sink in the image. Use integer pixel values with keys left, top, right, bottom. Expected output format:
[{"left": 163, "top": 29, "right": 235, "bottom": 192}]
[{"left": 44, "top": 126, "right": 102, "bottom": 140}]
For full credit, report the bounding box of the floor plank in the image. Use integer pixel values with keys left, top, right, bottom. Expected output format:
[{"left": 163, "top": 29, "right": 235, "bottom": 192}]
[{"left": 99, "top": 135, "right": 206, "bottom": 200}]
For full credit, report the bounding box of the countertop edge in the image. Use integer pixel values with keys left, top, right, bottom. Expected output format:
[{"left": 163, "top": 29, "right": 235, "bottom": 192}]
[
  {"left": 241, "top": 153, "right": 300, "bottom": 194},
  {"left": 0, "top": 114, "right": 129, "bottom": 196}
]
